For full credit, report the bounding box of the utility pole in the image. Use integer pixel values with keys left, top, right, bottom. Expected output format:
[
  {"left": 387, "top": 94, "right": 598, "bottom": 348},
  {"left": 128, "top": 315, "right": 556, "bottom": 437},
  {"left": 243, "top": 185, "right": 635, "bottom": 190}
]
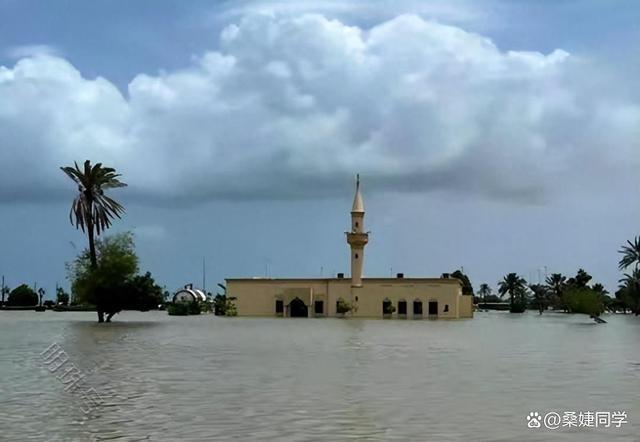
[{"left": 202, "top": 257, "right": 206, "bottom": 292}]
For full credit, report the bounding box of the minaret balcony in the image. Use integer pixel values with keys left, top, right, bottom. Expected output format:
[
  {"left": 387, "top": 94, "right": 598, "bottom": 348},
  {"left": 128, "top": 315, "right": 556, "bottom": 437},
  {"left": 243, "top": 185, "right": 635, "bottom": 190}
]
[{"left": 346, "top": 232, "right": 369, "bottom": 246}]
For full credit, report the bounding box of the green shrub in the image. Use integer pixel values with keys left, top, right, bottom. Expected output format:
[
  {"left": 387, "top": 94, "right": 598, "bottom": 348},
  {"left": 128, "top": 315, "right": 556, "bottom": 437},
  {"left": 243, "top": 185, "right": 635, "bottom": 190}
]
[
  {"left": 167, "top": 301, "right": 204, "bottom": 316},
  {"left": 565, "top": 287, "right": 605, "bottom": 316},
  {"left": 336, "top": 298, "right": 352, "bottom": 315},
  {"left": 167, "top": 303, "right": 189, "bottom": 316}
]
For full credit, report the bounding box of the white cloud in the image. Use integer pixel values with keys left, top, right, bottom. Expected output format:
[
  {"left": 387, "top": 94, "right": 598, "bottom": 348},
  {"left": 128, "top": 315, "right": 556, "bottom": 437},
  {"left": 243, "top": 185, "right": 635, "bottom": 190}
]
[
  {"left": 5, "top": 44, "right": 62, "bottom": 58},
  {"left": 0, "top": 14, "right": 638, "bottom": 205}
]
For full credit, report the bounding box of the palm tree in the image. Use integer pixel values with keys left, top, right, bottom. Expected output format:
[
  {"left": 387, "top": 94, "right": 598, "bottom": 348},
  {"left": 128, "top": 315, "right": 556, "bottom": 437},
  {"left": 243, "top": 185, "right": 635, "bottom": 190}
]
[
  {"left": 618, "top": 268, "right": 640, "bottom": 315},
  {"left": 61, "top": 161, "right": 127, "bottom": 269},
  {"left": 545, "top": 273, "right": 567, "bottom": 311},
  {"left": 618, "top": 237, "right": 640, "bottom": 271},
  {"left": 498, "top": 273, "right": 527, "bottom": 313},
  {"left": 529, "top": 284, "right": 548, "bottom": 314},
  {"left": 61, "top": 161, "right": 126, "bottom": 322},
  {"left": 478, "top": 283, "right": 492, "bottom": 306}
]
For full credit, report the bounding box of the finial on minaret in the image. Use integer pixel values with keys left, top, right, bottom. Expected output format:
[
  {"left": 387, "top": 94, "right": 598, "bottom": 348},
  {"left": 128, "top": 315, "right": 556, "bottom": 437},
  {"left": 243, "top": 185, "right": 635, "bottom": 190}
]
[{"left": 352, "top": 173, "right": 364, "bottom": 213}]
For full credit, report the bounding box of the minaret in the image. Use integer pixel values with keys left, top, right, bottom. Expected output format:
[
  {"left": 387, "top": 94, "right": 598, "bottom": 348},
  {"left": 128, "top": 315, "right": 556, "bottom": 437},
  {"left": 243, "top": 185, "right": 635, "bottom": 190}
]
[{"left": 346, "top": 174, "right": 368, "bottom": 287}]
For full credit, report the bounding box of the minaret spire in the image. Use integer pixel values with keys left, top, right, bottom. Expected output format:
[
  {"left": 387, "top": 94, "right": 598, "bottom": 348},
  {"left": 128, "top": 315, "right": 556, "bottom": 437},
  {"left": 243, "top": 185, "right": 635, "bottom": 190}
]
[
  {"left": 346, "top": 174, "right": 368, "bottom": 287},
  {"left": 352, "top": 174, "right": 364, "bottom": 213}
]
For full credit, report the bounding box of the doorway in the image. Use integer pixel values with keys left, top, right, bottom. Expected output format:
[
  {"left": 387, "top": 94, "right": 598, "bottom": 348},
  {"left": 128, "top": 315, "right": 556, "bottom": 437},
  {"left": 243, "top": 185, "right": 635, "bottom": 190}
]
[
  {"left": 290, "top": 298, "right": 308, "bottom": 317},
  {"left": 428, "top": 301, "right": 438, "bottom": 316}
]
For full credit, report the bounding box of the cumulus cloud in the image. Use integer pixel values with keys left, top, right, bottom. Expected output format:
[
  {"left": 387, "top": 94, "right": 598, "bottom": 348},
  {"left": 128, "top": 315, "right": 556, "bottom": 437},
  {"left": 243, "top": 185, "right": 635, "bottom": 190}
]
[{"left": 0, "top": 13, "right": 637, "bottom": 205}]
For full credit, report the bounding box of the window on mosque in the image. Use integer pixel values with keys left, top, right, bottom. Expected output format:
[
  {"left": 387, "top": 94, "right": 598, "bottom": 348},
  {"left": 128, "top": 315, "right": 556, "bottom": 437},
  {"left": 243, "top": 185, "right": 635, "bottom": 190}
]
[
  {"left": 413, "top": 300, "right": 423, "bottom": 315},
  {"left": 314, "top": 300, "right": 324, "bottom": 314},
  {"left": 275, "top": 300, "right": 284, "bottom": 314},
  {"left": 398, "top": 300, "right": 407, "bottom": 315},
  {"left": 444, "top": 304, "right": 449, "bottom": 313}
]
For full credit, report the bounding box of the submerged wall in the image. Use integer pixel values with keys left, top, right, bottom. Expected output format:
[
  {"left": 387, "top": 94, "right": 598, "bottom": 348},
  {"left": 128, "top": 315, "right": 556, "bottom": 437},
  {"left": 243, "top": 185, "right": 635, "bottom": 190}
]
[{"left": 227, "top": 278, "right": 473, "bottom": 319}]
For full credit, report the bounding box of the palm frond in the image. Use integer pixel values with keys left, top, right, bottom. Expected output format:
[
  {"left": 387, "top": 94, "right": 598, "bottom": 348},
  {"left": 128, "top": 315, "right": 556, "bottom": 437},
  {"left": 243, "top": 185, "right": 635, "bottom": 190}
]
[{"left": 61, "top": 159, "right": 127, "bottom": 235}]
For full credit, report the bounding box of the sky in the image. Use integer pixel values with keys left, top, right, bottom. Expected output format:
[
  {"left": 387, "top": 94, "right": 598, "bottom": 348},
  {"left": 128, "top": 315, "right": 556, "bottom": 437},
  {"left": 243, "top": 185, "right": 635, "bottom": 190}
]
[{"left": 0, "top": 0, "right": 638, "bottom": 298}]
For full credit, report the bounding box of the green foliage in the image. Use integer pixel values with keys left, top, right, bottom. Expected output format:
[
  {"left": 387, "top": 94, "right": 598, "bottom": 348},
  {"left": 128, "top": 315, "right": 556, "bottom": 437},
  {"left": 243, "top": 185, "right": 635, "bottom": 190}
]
[
  {"left": 618, "top": 236, "right": 640, "bottom": 271},
  {"left": 528, "top": 284, "right": 547, "bottom": 313},
  {"left": 617, "top": 269, "right": 640, "bottom": 315},
  {"left": 67, "top": 232, "right": 163, "bottom": 319},
  {"left": 7, "top": 284, "right": 38, "bottom": 306},
  {"left": 124, "top": 272, "right": 164, "bottom": 310},
  {"left": 383, "top": 300, "right": 396, "bottom": 315},
  {"left": 68, "top": 232, "right": 138, "bottom": 312},
  {"left": 56, "top": 287, "right": 70, "bottom": 306},
  {"left": 167, "top": 303, "right": 189, "bottom": 316},
  {"left": 451, "top": 270, "right": 474, "bottom": 296},
  {"left": 213, "top": 294, "right": 237, "bottom": 316},
  {"left": 224, "top": 297, "right": 237, "bottom": 316},
  {"left": 498, "top": 273, "right": 528, "bottom": 313},
  {"left": 564, "top": 287, "right": 605, "bottom": 316},
  {"left": 567, "top": 268, "right": 592, "bottom": 288},
  {"left": 167, "top": 300, "right": 204, "bottom": 316},
  {"left": 61, "top": 160, "right": 127, "bottom": 237},
  {"left": 336, "top": 298, "right": 353, "bottom": 315},
  {"left": 477, "top": 283, "right": 492, "bottom": 299},
  {"left": 545, "top": 273, "right": 568, "bottom": 310}
]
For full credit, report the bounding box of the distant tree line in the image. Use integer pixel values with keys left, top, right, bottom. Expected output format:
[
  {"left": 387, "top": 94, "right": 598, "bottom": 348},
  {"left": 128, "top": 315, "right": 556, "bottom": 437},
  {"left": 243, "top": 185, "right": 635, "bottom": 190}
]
[{"left": 469, "top": 236, "right": 640, "bottom": 319}]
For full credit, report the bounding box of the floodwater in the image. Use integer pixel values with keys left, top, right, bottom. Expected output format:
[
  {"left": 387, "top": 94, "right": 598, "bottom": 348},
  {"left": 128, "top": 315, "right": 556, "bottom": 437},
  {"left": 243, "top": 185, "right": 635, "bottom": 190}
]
[{"left": 0, "top": 311, "right": 638, "bottom": 441}]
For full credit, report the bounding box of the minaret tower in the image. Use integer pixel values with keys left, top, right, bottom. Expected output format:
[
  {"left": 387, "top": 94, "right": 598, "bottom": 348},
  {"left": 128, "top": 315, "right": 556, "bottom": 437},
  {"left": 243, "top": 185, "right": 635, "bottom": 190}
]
[{"left": 346, "top": 174, "right": 368, "bottom": 287}]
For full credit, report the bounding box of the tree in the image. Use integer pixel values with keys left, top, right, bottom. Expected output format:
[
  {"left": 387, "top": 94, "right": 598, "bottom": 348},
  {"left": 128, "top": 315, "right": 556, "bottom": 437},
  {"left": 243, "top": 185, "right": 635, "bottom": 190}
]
[
  {"left": 567, "top": 268, "right": 592, "bottom": 288},
  {"left": 498, "top": 273, "right": 528, "bottom": 313},
  {"left": 61, "top": 160, "right": 126, "bottom": 322},
  {"left": 618, "top": 236, "right": 640, "bottom": 271},
  {"left": 529, "top": 284, "right": 548, "bottom": 314},
  {"left": 564, "top": 287, "right": 605, "bottom": 318},
  {"left": 7, "top": 284, "right": 38, "bottom": 306},
  {"left": 450, "top": 270, "right": 474, "bottom": 296},
  {"left": 56, "top": 286, "right": 70, "bottom": 306},
  {"left": 617, "top": 269, "right": 640, "bottom": 315},
  {"left": 67, "top": 232, "right": 138, "bottom": 322},
  {"left": 123, "top": 272, "right": 164, "bottom": 311},
  {"left": 477, "top": 283, "right": 492, "bottom": 305},
  {"left": 545, "top": 273, "right": 567, "bottom": 311}
]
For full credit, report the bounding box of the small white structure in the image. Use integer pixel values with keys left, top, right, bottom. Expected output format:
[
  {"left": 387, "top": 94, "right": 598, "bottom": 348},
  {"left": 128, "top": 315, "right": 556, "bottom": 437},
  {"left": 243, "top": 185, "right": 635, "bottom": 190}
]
[{"left": 173, "top": 285, "right": 207, "bottom": 303}]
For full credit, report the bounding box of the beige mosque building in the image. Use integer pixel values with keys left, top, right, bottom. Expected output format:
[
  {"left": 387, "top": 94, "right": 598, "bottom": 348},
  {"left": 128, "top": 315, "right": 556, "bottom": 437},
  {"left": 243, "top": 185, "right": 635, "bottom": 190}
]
[{"left": 226, "top": 176, "right": 474, "bottom": 319}]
